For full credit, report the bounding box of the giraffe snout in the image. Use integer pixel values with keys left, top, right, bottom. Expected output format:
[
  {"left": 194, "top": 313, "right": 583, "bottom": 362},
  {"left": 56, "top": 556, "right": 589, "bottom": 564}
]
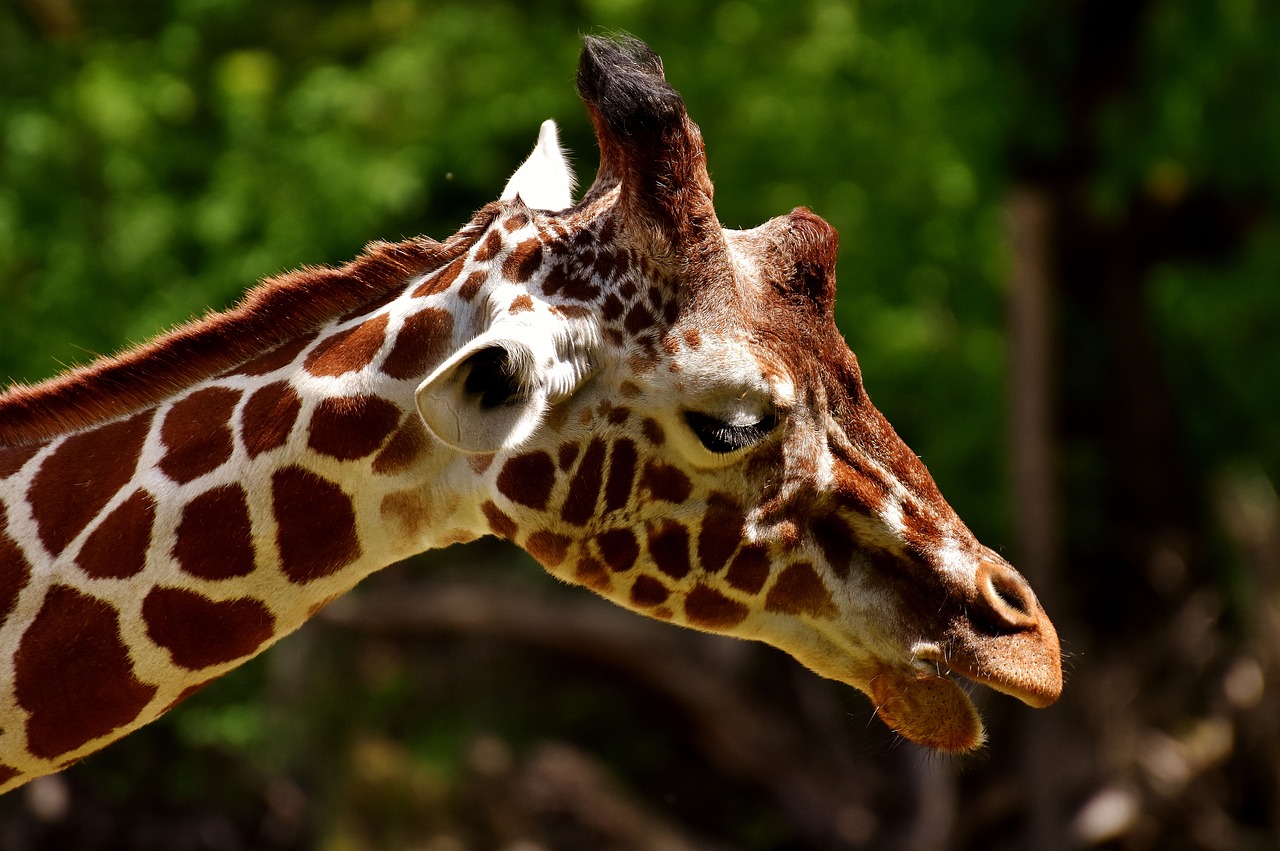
[{"left": 944, "top": 559, "right": 1063, "bottom": 709}]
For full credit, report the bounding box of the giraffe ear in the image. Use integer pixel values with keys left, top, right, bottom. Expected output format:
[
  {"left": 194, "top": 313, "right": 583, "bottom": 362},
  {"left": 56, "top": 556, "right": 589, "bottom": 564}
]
[
  {"left": 415, "top": 328, "right": 593, "bottom": 454},
  {"left": 415, "top": 335, "right": 548, "bottom": 454},
  {"left": 501, "top": 119, "right": 576, "bottom": 211}
]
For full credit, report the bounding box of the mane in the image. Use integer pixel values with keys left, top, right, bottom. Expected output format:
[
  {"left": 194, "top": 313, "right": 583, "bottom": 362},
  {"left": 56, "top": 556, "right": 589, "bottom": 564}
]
[{"left": 0, "top": 206, "right": 499, "bottom": 446}]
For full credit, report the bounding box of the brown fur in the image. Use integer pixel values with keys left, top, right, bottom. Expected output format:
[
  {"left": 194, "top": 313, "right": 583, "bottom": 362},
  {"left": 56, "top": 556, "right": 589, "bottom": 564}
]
[{"left": 0, "top": 209, "right": 496, "bottom": 447}]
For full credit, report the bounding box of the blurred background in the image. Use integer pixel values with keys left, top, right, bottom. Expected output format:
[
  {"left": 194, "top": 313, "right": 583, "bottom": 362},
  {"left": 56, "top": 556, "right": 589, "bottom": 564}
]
[{"left": 2, "top": 1, "right": 1279, "bottom": 849}]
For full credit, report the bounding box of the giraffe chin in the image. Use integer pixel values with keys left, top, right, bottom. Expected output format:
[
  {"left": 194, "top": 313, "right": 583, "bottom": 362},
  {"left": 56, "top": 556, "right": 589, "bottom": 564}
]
[{"left": 867, "top": 667, "right": 986, "bottom": 752}]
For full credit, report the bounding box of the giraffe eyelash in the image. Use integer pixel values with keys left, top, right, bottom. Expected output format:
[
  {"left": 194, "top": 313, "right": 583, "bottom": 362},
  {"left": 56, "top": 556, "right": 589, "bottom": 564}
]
[{"left": 683, "top": 410, "right": 779, "bottom": 454}]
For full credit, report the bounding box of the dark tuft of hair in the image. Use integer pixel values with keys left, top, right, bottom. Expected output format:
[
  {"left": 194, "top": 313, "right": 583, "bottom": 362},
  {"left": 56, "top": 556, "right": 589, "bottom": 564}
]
[{"left": 576, "top": 34, "right": 686, "bottom": 144}]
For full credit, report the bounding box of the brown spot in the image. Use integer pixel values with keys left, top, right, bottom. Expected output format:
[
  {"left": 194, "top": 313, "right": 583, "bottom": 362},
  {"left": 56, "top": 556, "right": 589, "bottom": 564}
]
[
  {"left": 231, "top": 332, "right": 319, "bottom": 377},
  {"left": 508, "top": 294, "right": 535, "bottom": 314},
  {"left": 601, "top": 293, "right": 625, "bottom": 322},
  {"left": 630, "top": 575, "right": 670, "bottom": 608},
  {"left": 603, "top": 403, "right": 630, "bottom": 425},
  {"left": 158, "top": 386, "right": 241, "bottom": 485},
  {"left": 596, "top": 528, "right": 639, "bottom": 572},
  {"left": 442, "top": 528, "right": 479, "bottom": 545},
  {"left": 811, "top": 514, "right": 853, "bottom": 579},
  {"left": 682, "top": 328, "right": 702, "bottom": 350},
  {"left": 541, "top": 263, "right": 598, "bottom": 301},
  {"left": 561, "top": 439, "right": 606, "bottom": 525},
  {"left": 0, "top": 765, "right": 19, "bottom": 786},
  {"left": 593, "top": 249, "right": 623, "bottom": 281},
  {"left": 474, "top": 230, "right": 503, "bottom": 262},
  {"left": 647, "top": 521, "right": 691, "bottom": 580},
  {"left": 557, "top": 442, "right": 580, "bottom": 471},
  {"left": 640, "top": 461, "right": 693, "bottom": 505},
  {"left": 623, "top": 304, "right": 655, "bottom": 337},
  {"left": 641, "top": 418, "right": 665, "bottom": 446},
  {"left": 272, "top": 466, "right": 361, "bottom": 583},
  {"left": 604, "top": 439, "right": 637, "bottom": 513},
  {"left": 503, "top": 212, "right": 530, "bottom": 232},
  {"left": 304, "top": 314, "right": 389, "bottom": 377},
  {"left": 525, "top": 530, "right": 572, "bottom": 568},
  {"left": 459, "top": 270, "right": 487, "bottom": 301},
  {"left": 30, "top": 410, "right": 153, "bottom": 556},
  {"left": 373, "top": 417, "right": 430, "bottom": 475},
  {"left": 539, "top": 403, "right": 567, "bottom": 438},
  {"left": 240, "top": 381, "right": 302, "bottom": 458},
  {"left": 142, "top": 587, "right": 275, "bottom": 670},
  {"left": 619, "top": 381, "right": 641, "bottom": 398},
  {"left": 380, "top": 490, "right": 430, "bottom": 541},
  {"left": 496, "top": 451, "right": 556, "bottom": 510},
  {"left": 573, "top": 556, "right": 610, "bottom": 591},
  {"left": 684, "top": 584, "right": 748, "bottom": 630},
  {"left": 0, "top": 443, "right": 41, "bottom": 479},
  {"left": 627, "top": 352, "right": 658, "bottom": 375},
  {"left": 469, "top": 453, "right": 495, "bottom": 474},
  {"left": 596, "top": 216, "right": 619, "bottom": 245},
  {"left": 725, "top": 544, "right": 771, "bottom": 594},
  {"left": 307, "top": 396, "right": 402, "bottom": 461},
  {"left": 698, "top": 497, "right": 745, "bottom": 573},
  {"left": 481, "top": 501, "right": 517, "bottom": 539},
  {"left": 382, "top": 307, "right": 454, "bottom": 380},
  {"left": 504, "top": 240, "right": 543, "bottom": 282},
  {"left": 765, "top": 562, "right": 838, "bottom": 620},
  {"left": 173, "top": 485, "right": 255, "bottom": 580},
  {"left": 15, "top": 584, "right": 159, "bottom": 759},
  {"left": 412, "top": 255, "right": 465, "bottom": 298},
  {"left": 663, "top": 298, "right": 679, "bottom": 325},
  {"left": 75, "top": 490, "right": 156, "bottom": 579},
  {"left": 0, "top": 505, "right": 32, "bottom": 620}
]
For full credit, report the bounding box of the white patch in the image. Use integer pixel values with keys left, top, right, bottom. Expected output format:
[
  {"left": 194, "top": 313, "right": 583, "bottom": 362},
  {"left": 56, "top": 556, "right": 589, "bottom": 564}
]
[
  {"left": 501, "top": 119, "right": 576, "bottom": 211},
  {"left": 879, "top": 493, "right": 906, "bottom": 538},
  {"left": 934, "top": 536, "right": 975, "bottom": 582}
]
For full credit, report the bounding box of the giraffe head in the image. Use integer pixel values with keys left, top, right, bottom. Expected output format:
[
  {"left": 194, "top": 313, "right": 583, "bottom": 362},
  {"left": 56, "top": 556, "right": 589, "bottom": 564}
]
[{"left": 414, "top": 36, "right": 1061, "bottom": 751}]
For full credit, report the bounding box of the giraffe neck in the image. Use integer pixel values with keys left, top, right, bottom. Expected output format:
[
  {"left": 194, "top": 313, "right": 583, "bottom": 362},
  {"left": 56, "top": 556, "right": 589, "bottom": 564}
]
[{"left": 0, "top": 236, "right": 495, "bottom": 788}]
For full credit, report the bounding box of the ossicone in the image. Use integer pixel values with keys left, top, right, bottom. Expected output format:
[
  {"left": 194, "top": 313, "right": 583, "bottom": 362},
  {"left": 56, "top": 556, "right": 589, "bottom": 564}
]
[{"left": 575, "top": 34, "right": 716, "bottom": 239}]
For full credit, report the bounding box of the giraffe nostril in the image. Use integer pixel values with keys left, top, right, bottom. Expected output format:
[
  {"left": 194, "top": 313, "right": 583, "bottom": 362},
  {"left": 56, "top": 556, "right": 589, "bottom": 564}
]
[{"left": 974, "top": 561, "right": 1039, "bottom": 632}]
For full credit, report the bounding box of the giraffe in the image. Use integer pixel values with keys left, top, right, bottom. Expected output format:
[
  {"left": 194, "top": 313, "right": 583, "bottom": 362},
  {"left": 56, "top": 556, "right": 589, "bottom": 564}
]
[{"left": 0, "top": 36, "right": 1061, "bottom": 794}]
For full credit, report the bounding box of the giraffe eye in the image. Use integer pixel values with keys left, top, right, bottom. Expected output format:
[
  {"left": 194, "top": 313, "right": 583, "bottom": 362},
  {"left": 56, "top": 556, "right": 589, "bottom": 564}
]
[{"left": 684, "top": 410, "right": 779, "bottom": 454}]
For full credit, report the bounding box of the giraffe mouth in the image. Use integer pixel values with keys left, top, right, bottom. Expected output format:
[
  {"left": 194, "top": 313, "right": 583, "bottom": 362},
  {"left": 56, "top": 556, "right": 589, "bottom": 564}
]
[{"left": 865, "top": 634, "right": 1062, "bottom": 752}]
